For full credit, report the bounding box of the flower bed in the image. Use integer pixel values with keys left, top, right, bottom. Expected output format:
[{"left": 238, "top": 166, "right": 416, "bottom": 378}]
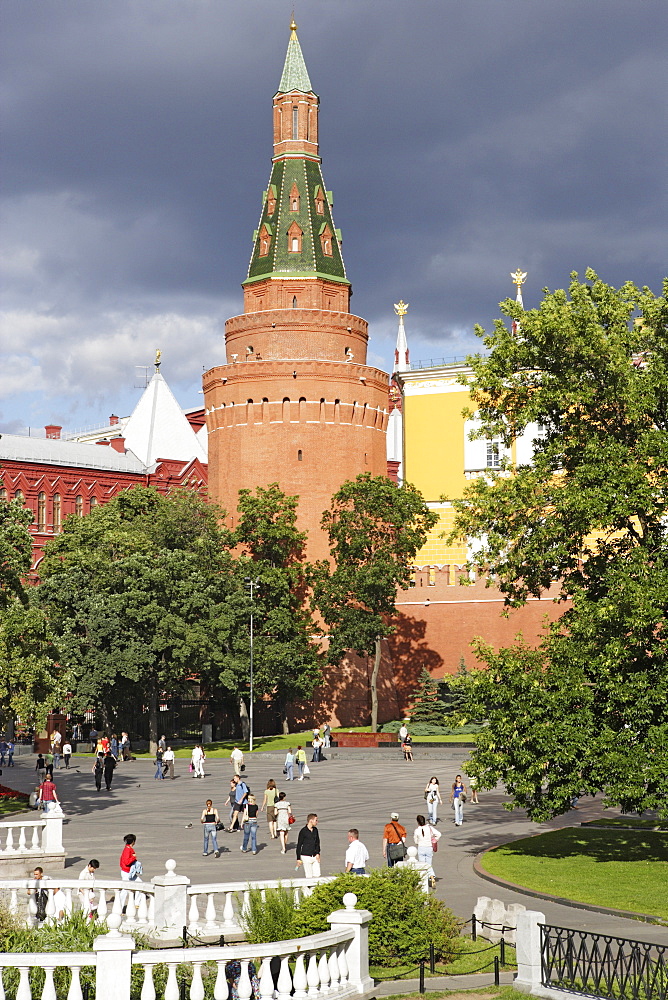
[{"left": 0, "top": 784, "right": 29, "bottom": 801}]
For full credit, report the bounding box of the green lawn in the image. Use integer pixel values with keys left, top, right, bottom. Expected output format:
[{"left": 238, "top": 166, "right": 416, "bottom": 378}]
[
  {"left": 480, "top": 827, "right": 668, "bottom": 919},
  {"left": 0, "top": 799, "right": 30, "bottom": 818},
  {"left": 369, "top": 937, "right": 516, "bottom": 981},
  {"left": 581, "top": 817, "right": 668, "bottom": 832}
]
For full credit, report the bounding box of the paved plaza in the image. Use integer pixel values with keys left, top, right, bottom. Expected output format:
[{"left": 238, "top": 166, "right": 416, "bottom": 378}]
[{"left": 7, "top": 746, "right": 668, "bottom": 945}]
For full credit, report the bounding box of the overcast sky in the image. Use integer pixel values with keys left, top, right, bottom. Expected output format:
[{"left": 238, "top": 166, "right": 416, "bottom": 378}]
[{"left": 1, "top": 0, "right": 666, "bottom": 434}]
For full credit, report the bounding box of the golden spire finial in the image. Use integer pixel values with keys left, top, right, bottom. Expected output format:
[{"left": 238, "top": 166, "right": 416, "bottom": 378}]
[
  {"left": 154, "top": 348, "right": 162, "bottom": 371},
  {"left": 510, "top": 268, "right": 527, "bottom": 288},
  {"left": 394, "top": 299, "right": 409, "bottom": 318},
  {"left": 290, "top": 12, "right": 298, "bottom": 38}
]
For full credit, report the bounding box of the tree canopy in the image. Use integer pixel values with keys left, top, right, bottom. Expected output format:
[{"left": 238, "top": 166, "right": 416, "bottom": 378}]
[
  {"left": 0, "top": 496, "right": 61, "bottom": 731},
  {"left": 316, "top": 473, "right": 438, "bottom": 731},
  {"left": 450, "top": 271, "right": 668, "bottom": 819}
]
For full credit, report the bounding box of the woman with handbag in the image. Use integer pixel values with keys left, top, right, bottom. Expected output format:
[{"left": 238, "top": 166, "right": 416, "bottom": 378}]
[
  {"left": 413, "top": 813, "right": 441, "bottom": 885},
  {"left": 450, "top": 774, "right": 468, "bottom": 826},
  {"left": 261, "top": 779, "right": 279, "bottom": 839},
  {"left": 274, "top": 791, "right": 293, "bottom": 854},
  {"left": 201, "top": 800, "right": 222, "bottom": 857},
  {"left": 424, "top": 776, "right": 443, "bottom": 825}
]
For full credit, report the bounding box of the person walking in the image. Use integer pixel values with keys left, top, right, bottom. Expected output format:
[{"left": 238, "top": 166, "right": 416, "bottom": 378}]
[
  {"left": 0, "top": 739, "right": 7, "bottom": 766},
  {"left": 311, "top": 736, "right": 322, "bottom": 763},
  {"left": 398, "top": 722, "right": 408, "bottom": 744},
  {"left": 322, "top": 723, "right": 331, "bottom": 749},
  {"left": 44, "top": 752, "right": 54, "bottom": 778},
  {"left": 89, "top": 727, "right": 98, "bottom": 753},
  {"left": 158, "top": 735, "right": 167, "bottom": 754},
  {"left": 261, "top": 779, "right": 278, "bottom": 839},
  {"left": 201, "top": 800, "right": 221, "bottom": 858},
  {"left": 110, "top": 734, "right": 119, "bottom": 759},
  {"left": 402, "top": 734, "right": 413, "bottom": 762},
  {"left": 191, "top": 744, "right": 205, "bottom": 778},
  {"left": 240, "top": 794, "right": 260, "bottom": 854},
  {"left": 154, "top": 747, "right": 165, "bottom": 780},
  {"left": 35, "top": 754, "right": 46, "bottom": 783},
  {"left": 6, "top": 739, "right": 15, "bottom": 766},
  {"left": 450, "top": 774, "right": 468, "bottom": 826},
  {"left": 413, "top": 813, "right": 440, "bottom": 886},
  {"left": 120, "top": 732, "right": 131, "bottom": 761},
  {"left": 469, "top": 775, "right": 479, "bottom": 804},
  {"left": 295, "top": 745, "right": 307, "bottom": 780},
  {"left": 224, "top": 779, "right": 237, "bottom": 830},
  {"left": 424, "top": 776, "right": 443, "bottom": 825},
  {"left": 230, "top": 746, "right": 244, "bottom": 777},
  {"left": 53, "top": 741, "right": 61, "bottom": 770},
  {"left": 37, "top": 776, "right": 60, "bottom": 813},
  {"left": 92, "top": 752, "right": 104, "bottom": 792},
  {"left": 296, "top": 814, "right": 321, "bottom": 877},
  {"left": 284, "top": 749, "right": 294, "bottom": 780},
  {"left": 275, "top": 791, "right": 292, "bottom": 853},
  {"left": 230, "top": 774, "right": 250, "bottom": 831},
  {"left": 382, "top": 812, "right": 407, "bottom": 867},
  {"left": 62, "top": 741, "right": 72, "bottom": 770},
  {"left": 103, "top": 751, "right": 116, "bottom": 791},
  {"left": 344, "top": 829, "right": 369, "bottom": 874},
  {"left": 163, "top": 746, "right": 175, "bottom": 780}
]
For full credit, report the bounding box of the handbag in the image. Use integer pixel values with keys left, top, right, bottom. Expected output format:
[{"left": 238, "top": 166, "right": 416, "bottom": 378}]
[
  {"left": 303, "top": 764, "right": 310, "bottom": 776},
  {"left": 282, "top": 766, "right": 288, "bottom": 774},
  {"left": 423, "top": 790, "right": 429, "bottom": 800},
  {"left": 240, "top": 763, "right": 246, "bottom": 772},
  {"left": 288, "top": 814, "right": 296, "bottom": 825},
  {"left": 215, "top": 821, "right": 224, "bottom": 831},
  {"left": 388, "top": 842, "right": 406, "bottom": 861},
  {"left": 431, "top": 834, "right": 439, "bottom": 852}
]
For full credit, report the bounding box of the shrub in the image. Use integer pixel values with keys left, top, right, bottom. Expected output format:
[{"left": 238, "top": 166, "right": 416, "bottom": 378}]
[
  {"left": 292, "top": 868, "right": 459, "bottom": 967},
  {"left": 241, "top": 883, "right": 298, "bottom": 943},
  {"left": 380, "top": 720, "right": 483, "bottom": 736}
]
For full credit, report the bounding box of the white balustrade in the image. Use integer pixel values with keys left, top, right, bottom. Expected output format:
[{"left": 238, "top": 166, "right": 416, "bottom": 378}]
[{"left": 0, "top": 877, "right": 155, "bottom": 934}]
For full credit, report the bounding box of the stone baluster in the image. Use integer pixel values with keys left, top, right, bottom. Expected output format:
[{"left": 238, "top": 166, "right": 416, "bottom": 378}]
[
  {"left": 241, "top": 889, "right": 251, "bottom": 921},
  {"left": 97, "top": 889, "right": 108, "bottom": 921},
  {"left": 44, "top": 888, "right": 56, "bottom": 924},
  {"left": 188, "top": 892, "right": 200, "bottom": 933},
  {"left": 318, "top": 951, "right": 330, "bottom": 994},
  {"left": 190, "top": 961, "right": 205, "bottom": 1000},
  {"left": 41, "top": 965, "right": 57, "bottom": 1000},
  {"left": 136, "top": 890, "right": 149, "bottom": 926},
  {"left": 292, "top": 953, "right": 308, "bottom": 1000},
  {"left": 307, "top": 953, "right": 320, "bottom": 998},
  {"left": 140, "top": 965, "right": 156, "bottom": 1000},
  {"left": 67, "top": 965, "right": 84, "bottom": 1000},
  {"left": 205, "top": 892, "right": 217, "bottom": 929},
  {"left": 276, "top": 956, "right": 293, "bottom": 1000},
  {"left": 27, "top": 891, "right": 38, "bottom": 927},
  {"left": 16, "top": 967, "right": 31, "bottom": 1000},
  {"left": 292, "top": 886, "right": 301, "bottom": 906},
  {"left": 259, "top": 956, "right": 275, "bottom": 1000},
  {"left": 222, "top": 891, "right": 235, "bottom": 928},
  {"left": 237, "top": 960, "right": 252, "bottom": 1000},
  {"left": 5, "top": 829, "right": 14, "bottom": 853},
  {"left": 112, "top": 888, "right": 123, "bottom": 917},
  {"left": 328, "top": 947, "right": 340, "bottom": 994},
  {"left": 337, "top": 943, "right": 349, "bottom": 986},
  {"left": 125, "top": 891, "right": 137, "bottom": 926},
  {"left": 31, "top": 826, "right": 41, "bottom": 851},
  {"left": 147, "top": 893, "right": 155, "bottom": 926},
  {"left": 9, "top": 888, "right": 18, "bottom": 916},
  {"left": 514, "top": 909, "right": 545, "bottom": 994},
  {"left": 17, "top": 826, "right": 27, "bottom": 853},
  {"left": 213, "top": 960, "right": 227, "bottom": 1000},
  {"left": 164, "top": 963, "right": 179, "bottom": 1000}
]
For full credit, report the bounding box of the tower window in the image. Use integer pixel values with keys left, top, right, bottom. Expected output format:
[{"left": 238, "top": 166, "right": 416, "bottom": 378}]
[
  {"left": 292, "top": 295, "right": 298, "bottom": 308},
  {"left": 292, "top": 107, "right": 299, "bottom": 139},
  {"left": 53, "top": 494, "right": 62, "bottom": 533},
  {"left": 319, "top": 222, "right": 334, "bottom": 257},
  {"left": 37, "top": 492, "right": 46, "bottom": 532},
  {"left": 75, "top": 495, "right": 83, "bottom": 516},
  {"left": 292, "top": 238, "right": 299, "bottom": 251},
  {"left": 287, "top": 221, "right": 303, "bottom": 253},
  {"left": 315, "top": 187, "right": 325, "bottom": 215},
  {"left": 297, "top": 449, "right": 303, "bottom": 461},
  {"left": 289, "top": 183, "right": 300, "bottom": 212}
]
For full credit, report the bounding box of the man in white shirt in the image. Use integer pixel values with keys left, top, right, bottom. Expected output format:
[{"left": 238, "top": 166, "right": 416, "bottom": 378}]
[
  {"left": 163, "top": 746, "right": 175, "bottom": 779},
  {"left": 51, "top": 885, "right": 73, "bottom": 922},
  {"left": 345, "top": 829, "right": 369, "bottom": 875},
  {"left": 230, "top": 746, "right": 244, "bottom": 776},
  {"left": 398, "top": 723, "right": 408, "bottom": 743},
  {"left": 78, "top": 859, "right": 100, "bottom": 917}
]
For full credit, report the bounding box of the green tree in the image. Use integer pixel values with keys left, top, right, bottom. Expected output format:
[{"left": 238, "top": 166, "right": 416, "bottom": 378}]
[
  {"left": 450, "top": 270, "right": 668, "bottom": 819},
  {"left": 408, "top": 667, "right": 447, "bottom": 724},
  {"left": 315, "top": 474, "right": 438, "bottom": 732},
  {"left": 0, "top": 496, "right": 62, "bottom": 731},
  {"left": 37, "top": 487, "right": 234, "bottom": 748},
  {"left": 220, "top": 484, "right": 323, "bottom": 736}
]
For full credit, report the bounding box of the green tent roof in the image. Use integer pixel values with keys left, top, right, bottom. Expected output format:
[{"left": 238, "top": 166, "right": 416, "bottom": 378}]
[{"left": 277, "top": 27, "right": 313, "bottom": 94}]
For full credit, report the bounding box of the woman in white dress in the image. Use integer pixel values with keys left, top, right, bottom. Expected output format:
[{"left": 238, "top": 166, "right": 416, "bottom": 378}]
[
  {"left": 424, "top": 776, "right": 443, "bottom": 825},
  {"left": 191, "top": 744, "right": 205, "bottom": 778},
  {"left": 274, "top": 791, "right": 293, "bottom": 854},
  {"left": 413, "top": 813, "right": 441, "bottom": 886}
]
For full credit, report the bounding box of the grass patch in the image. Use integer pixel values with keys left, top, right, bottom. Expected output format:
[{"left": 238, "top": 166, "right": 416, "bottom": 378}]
[
  {"left": 370, "top": 937, "right": 516, "bottom": 980},
  {"left": 480, "top": 827, "right": 668, "bottom": 919},
  {"left": 380, "top": 990, "right": 514, "bottom": 1000},
  {"left": 0, "top": 799, "right": 30, "bottom": 817},
  {"left": 581, "top": 817, "right": 668, "bottom": 832}
]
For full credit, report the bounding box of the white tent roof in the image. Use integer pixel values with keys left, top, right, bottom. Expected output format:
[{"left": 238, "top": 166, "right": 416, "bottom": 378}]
[{"left": 122, "top": 371, "right": 208, "bottom": 467}]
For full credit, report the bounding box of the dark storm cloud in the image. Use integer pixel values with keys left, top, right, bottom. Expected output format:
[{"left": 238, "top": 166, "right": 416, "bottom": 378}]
[{"left": 1, "top": 0, "right": 666, "bottom": 429}]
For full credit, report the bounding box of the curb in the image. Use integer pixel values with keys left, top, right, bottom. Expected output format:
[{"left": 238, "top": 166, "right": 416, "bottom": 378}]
[{"left": 472, "top": 848, "right": 662, "bottom": 925}]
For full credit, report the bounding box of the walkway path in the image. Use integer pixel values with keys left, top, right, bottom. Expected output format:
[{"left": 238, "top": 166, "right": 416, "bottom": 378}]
[{"left": 7, "top": 747, "right": 668, "bottom": 945}]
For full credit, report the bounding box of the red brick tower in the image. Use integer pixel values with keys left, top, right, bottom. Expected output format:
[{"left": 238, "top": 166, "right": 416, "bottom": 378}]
[{"left": 204, "top": 20, "right": 389, "bottom": 559}]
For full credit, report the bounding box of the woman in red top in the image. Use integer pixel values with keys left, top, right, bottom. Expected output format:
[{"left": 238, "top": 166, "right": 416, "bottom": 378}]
[{"left": 119, "top": 833, "right": 137, "bottom": 882}]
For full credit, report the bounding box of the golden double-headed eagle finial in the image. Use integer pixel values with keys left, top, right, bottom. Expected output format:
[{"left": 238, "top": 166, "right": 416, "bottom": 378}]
[
  {"left": 510, "top": 269, "right": 527, "bottom": 288},
  {"left": 394, "top": 300, "right": 409, "bottom": 317},
  {"left": 154, "top": 349, "right": 162, "bottom": 370}
]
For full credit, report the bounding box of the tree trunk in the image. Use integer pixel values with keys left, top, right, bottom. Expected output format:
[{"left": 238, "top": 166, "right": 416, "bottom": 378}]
[
  {"left": 370, "top": 638, "right": 382, "bottom": 733},
  {"left": 239, "top": 696, "right": 250, "bottom": 741},
  {"left": 148, "top": 691, "right": 158, "bottom": 755}
]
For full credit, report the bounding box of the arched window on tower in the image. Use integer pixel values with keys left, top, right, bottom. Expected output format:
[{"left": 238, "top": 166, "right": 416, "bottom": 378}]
[
  {"left": 319, "top": 223, "right": 334, "bottom": 257},
  {"left": 299, "top": 397, "right": 306, "bottom": 421},
  {"left": 288, "top": 221, "right": 302, "bottom": 254},
  {"left": 289, "top": 182, "right": 300, "bottom": 212},
  {"left": 292, "top": 296, "right": 298, "bottom": 308},
  {"left": 53, "top": 494, "right": 62, "bottom": 533},
  {"left": 292, "top": 107, "right": 299, "bottom": 140},
  {"left": 297, "top": 449, "right": 303, "bottom": 461},
  {"left": 282, "top": 397, "right": 291, "bottom": 422},
  {"left": 262, "top": 398, "right": 269, "bottom": 423},
  {"left": 314, "top": 186, "right": 325, "bottom": 216},
  {"left": 75, "top": 495, "right": 83, "bottom": 516},
  {"left": 37, "top": 492, "right": 46, "bottom": 532},
  {"left": 89, "top": 496, "right": 98, "bottom": 511}
]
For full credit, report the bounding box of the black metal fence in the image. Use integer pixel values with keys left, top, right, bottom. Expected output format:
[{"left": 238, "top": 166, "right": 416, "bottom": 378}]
[{"left": 541, "top": 924, "right": 668, "bottom": 1000}]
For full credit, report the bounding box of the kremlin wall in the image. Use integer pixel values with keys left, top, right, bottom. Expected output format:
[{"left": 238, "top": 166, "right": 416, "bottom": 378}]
[{"left": 0, "top": 23, "right": 562, "bottom": 730}]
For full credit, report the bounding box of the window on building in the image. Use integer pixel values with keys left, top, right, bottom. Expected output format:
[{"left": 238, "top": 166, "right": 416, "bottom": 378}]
[
  {"left": 53, "top": 494, "right": 62, "bottom": 532},
  {"left": 0, "top": 487, "right": 7, "bottom": 501},
  {"left": 89, "top": 497, "right": 98, "bottom": 510},
  {"left": 37, "top": 492, "right": 46, "bottom": 532},
  {"left": 75, "top": 495, "right": 83, "bottom": 516},
  {"left": 292, "top": 295, "right": 298, "bottom": 308},
  {"left": 486, "top": 438, "right": 502, "bottom": 469},
  {"left": 14, "top": 489, "right": 23, "bottom": 501},
  {"left": 292, "top": 107, "right": 299, "bottom": 139},
  {"left": 289, "top": 183, "right": 300, "bottom": 212},
  {"left": 297, "top": 449, "right": 303, "bottom": 461},
  {"left": 288, "top": 221, "right": 302, "bottom": 253},
  {"left": 291, "top": 237, "right": 299, "bottom": 252}
]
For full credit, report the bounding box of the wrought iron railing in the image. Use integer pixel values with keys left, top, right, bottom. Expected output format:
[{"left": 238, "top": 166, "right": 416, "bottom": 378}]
[{"left": 540, "top": 924, "right": 668, "bottom": 1000}]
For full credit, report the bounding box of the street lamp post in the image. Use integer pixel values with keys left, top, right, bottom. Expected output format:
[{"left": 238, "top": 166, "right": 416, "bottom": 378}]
[{"left": 245, "top": 578, "right": 260, "bottom": 752}]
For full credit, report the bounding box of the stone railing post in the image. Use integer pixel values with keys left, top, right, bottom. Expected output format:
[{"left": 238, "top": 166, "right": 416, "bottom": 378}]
[
  {"left": 514, "top": 909, "right": 545, "bottom": 994},
  {"left": 151, "top": 859, "right": 190, "bottom": 941},
  {"left": 94, "top": 914, "right": 135, "bottom": 1000},
  {"left": 327, "top": 892, "right": 374, "bottom": 995},
  {"left": 41, "top": 814, "right": 64, "bottom": 855}
]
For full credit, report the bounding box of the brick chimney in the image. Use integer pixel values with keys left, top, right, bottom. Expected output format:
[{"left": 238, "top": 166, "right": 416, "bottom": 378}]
[
  {"left": 110, "top": 437, "right": 126, "bottom": 453},
  {"left": 109, "top": 414, "right": 119, "bottom": 426},
  {"left": 45, "top": 425, "right": 62, "bottom": 440},
  {"left": 96, "top": 439, "right": 110, "bottom": 446}
]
